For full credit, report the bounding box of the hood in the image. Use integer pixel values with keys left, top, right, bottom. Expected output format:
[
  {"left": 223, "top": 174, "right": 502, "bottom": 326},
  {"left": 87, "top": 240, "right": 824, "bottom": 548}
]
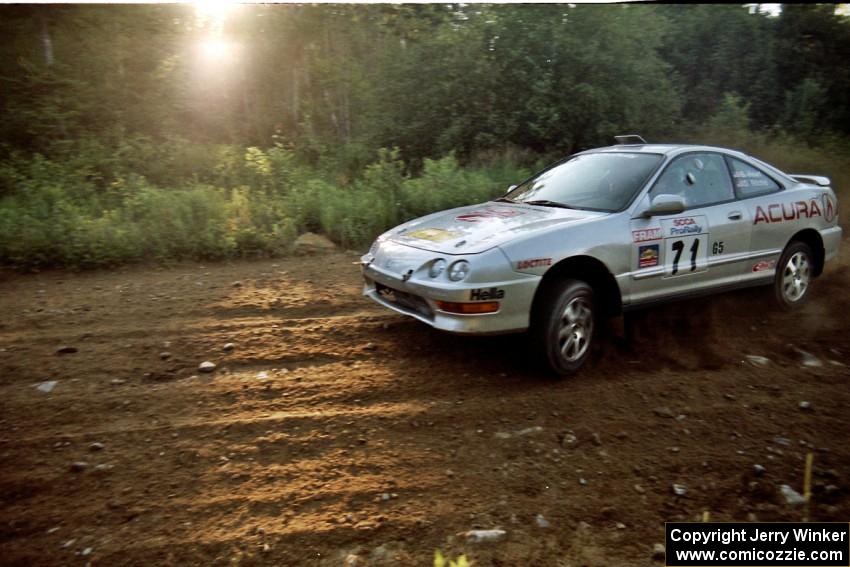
[{"left": 388, "top": 202, "right": 603, "bottom": 254}]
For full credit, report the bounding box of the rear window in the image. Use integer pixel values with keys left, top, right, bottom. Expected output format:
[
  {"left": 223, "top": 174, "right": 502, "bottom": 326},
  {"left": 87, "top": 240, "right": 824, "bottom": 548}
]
[{"left": 727, "top": 157, "right": 781, "bottom": 198}]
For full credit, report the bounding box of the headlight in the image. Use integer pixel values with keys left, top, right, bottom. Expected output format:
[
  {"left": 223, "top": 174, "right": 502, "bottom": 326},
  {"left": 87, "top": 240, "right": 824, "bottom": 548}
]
[
  {"left": 429, "top": 259, "right": 446, "bottom": 278},
  {"left": 448, "top": 260, "right": 470, "bottom": 282}
]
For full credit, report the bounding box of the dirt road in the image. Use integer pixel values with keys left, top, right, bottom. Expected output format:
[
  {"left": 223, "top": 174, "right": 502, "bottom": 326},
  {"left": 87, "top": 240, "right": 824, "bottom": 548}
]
[{"left": 1, "top": 249, "right": 848, "bottom": 566}]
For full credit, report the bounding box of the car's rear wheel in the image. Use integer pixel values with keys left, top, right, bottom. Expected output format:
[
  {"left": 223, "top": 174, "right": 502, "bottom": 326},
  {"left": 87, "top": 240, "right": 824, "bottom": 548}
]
[
  {"left": 774, "top": 241, "right": 813, "bottom": 310},
  {"left": 532, "top": 279, "right": 596, "bottom": 376}
]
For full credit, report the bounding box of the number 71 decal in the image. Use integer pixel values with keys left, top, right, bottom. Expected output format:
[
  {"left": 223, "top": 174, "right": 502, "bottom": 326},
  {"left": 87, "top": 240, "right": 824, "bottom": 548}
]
[{"left": 665, "top": 234, "right": 708, "bottom": 276}]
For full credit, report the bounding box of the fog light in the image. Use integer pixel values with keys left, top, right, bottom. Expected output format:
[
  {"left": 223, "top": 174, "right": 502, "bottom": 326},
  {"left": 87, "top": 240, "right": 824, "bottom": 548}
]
[
  {"left": 429, "top": 259, "right": 446, "bottom": 278},
  {"left": 435, "top": 300, "right": 499, "bottom": 314},
  {"left": 448, "top": 260, "right": 470, "bottom": 282}
]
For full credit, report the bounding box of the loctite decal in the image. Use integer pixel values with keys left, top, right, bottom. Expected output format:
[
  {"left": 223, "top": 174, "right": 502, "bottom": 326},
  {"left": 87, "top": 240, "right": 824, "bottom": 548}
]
[
  {"left": 516, "top": 258, "right": 553, "bottom": 270},
  {"left": 456, "top": 206, "right": 525, "bottom": 223},
  {"left": 632, "top": 228, "right": 662, "bottom": 243},
  {"left": 753, "top": 199, "right": 822, "bottom": 225}
]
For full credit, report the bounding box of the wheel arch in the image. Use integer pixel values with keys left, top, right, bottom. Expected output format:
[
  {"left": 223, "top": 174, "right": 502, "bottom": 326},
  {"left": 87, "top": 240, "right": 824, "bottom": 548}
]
[
  {"left": 786, "top": 229, "right": 825, "bottom": 277},
  {"left": 531, "top": 255, "right": 623, "bottom": 319}
]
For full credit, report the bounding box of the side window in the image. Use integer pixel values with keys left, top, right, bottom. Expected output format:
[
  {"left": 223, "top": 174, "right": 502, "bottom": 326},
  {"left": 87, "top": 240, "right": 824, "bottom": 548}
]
[
  {"left": 650, "top": 153, "right": 734, "bottom": 208},
  {"left": 727, "top": 157, "right": 780, "bottom": 198}
]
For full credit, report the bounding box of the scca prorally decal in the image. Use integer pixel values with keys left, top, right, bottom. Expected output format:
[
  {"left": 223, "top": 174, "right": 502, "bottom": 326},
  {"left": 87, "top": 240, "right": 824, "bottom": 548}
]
[
  {"left": 456, "top": 206, "right": 525, "bottom": 223},
  {"left": 752, "top": 260, "right": 777, "bottom": 272},
  {"left": 753, "top": 199, "right": 822, "bottom": 225},
  {"left": 823, "top": 194, "right": 837, "bottom": 223},
  {"left": 638, "top": 244, "right": 659, "bottom": 269},
  {"left": 516, "top": 258, "right": 552, "bottom": 270},
  {"left": 470, "top": 287, "right": 505, "bottom": 301},
  {"left": 669, "top": 217, "right": 703, "bottom": 236},
  {"left": 632, "top": 228, "right": 662, "bottom": 243}
]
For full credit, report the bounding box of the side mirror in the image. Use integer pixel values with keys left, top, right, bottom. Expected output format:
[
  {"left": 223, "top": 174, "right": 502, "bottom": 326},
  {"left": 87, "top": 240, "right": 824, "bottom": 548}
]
[
  {"left": 506, "top": 184, "right": 517, "bottom": 194},
  {"left": 643, "top": 194, "right": 685, "bottom": 217}
]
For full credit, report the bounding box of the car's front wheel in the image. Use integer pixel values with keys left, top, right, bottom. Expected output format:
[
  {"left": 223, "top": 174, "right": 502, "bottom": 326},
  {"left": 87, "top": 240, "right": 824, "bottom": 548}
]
[
  {"left": 774, "top": 240, "right": 814, "bottom": 310},
  {"left": 532, "top": 279, "right": 596, "bottom": 376}
]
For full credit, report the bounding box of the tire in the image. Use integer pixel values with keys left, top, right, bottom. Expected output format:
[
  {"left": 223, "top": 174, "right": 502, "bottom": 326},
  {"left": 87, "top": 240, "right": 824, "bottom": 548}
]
[
  {"left": 531, "top": 279, "right": 596, "bottom": 376},
  {"left": 773, "top": 241, "right": 814, "bottom": 310}
]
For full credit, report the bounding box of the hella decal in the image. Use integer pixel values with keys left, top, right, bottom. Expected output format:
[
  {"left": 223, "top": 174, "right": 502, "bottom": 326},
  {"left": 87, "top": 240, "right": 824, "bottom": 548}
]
[
  {"left": 469, "top": 287, "right": 505, "bottom": 301},
  {"left": 752, "top": 260, "right": 777, "bottom": 272},
  {"left": 638, "top": 244, "right": 660, "bottom": 269},
  {"left": 456, "top": 206, "right": 525, "bottom": 223},
  {"left": 753, "top": 199, "right": 822, "bottom": 225},
  {"left": 632, "top": 228, "right": 662, "bottom": 243},
  {"left": 516, "top": 257, "right": 553, "bottom": 270}
]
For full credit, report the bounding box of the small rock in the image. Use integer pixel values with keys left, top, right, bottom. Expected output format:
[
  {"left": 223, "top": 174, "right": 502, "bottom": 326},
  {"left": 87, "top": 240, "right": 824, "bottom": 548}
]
[
  {"left": 36, "top": 380, "right": 58, "bottom": 393},
  {"left": 653, "top": 407, "right": 674, "bottom": 418},
  {"left": 753, "top": 464, "right": 766, "bottom": 476},
  {"left": 652, "top": 543, "right": 666, "bottom": 561},
  {"left": 93, "top": 464, "right": 114, "bottom": 472},
  {"left": 381, "top": 493, "right": 391, "bottom": 501},
  {"left": 198, "top": 361, "right": 216, "bottom": 373},
  {"left": 363, "top": 342, "right": 377, "bottom": 351},
  {"left": 256, "top": 371, "right": 269, "bottom": 380},
  {"left": 747, "top": 512, "right": 758, "bottom": 522},
  {"left": 795, "top": 348, "right": 822, "bottom": 368},
  {"left": 616, "top": 522, "right": 627, "bottom": 530},
  {"left": 261, "top": 543, "right": 270, "bottom": 553},
  {"left": 773, "top": 436, "right": 792, "bottom": 446},
  {"left": 110, "top": 379, "right": 126, "bottom": 385},
  {"left": 516, "top": 426, "right": 544, "bottom": 436},
  {"left": 81, "top": 547, "right": 92, "bottom": 556},
  {"left": 780, "top": 484, "right": 806, "bottom": 506},
  {"left": 561, "top": 433, "right": 578, "bottom": 446},
  {"left": 343, "top": 554, "right": 361, "bottom": 567},
  {"left": 591, "top": 433, "right": 602, "bottom": 446},
  {"left": 746, "top": 355, "right": 770, "bottom": 368},
  {"left": 159, "top": 352, "right": 171, "bottom": 360},
  {"left": 89, "top": 442, "right": 105, "bottom": 452},
  {"left": 464, "top": 529, "right": 507, "bottom": 543},
  {"left": 223, "top": 343, "right": 236, "bottom": 351},
  {"left": 535, "top": 514, "right": 550, "bottom": 528},
  {"left": 232, "top": 281, "right": 242, "bottom": 288},
  {"left": 56, "top": 346, "right": 78, "bottom": 355},
  {"left": 634, "top": 484, "right": 645, "bottom": 494},
  {"left": 672, "top": 483, "right": 687, "bottom": 496},
  {"left": 579, "top": 478, "right": 588, "bottom": 486},
  {"left": 69, "top": 462, "right": 88, "bottom": 472},
  {"left": 799, "top": 401, "right": 811, "bottom": 410}
]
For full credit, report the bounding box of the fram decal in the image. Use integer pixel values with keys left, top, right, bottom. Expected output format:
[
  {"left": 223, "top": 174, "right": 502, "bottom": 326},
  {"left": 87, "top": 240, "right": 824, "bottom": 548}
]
[
  {"left": 632, "top": 228, "right": 662, "bottom": 243},
  {"left": 753, "top": 199, "right": 822, "bottom": 225},
  {"left": 470, "top": 287, "right": 505, "bottom": 301},
  {"left": 638, "top": 244, "right": 659, "bottom": 269},
  {"left": 456, "top": 206, "right": 525, "bottom": 223},
  {"left": 823, "top": 194, "right": 837, "bottom": 223},
  {"left": 752, "top": 260, "right": 777, "bottom": 272},
  {"left": 405, "top": 228, "right": 460, "bottom": 242},
  {"left": 516, "top": 257, "right": 553, "bottom": 270}
]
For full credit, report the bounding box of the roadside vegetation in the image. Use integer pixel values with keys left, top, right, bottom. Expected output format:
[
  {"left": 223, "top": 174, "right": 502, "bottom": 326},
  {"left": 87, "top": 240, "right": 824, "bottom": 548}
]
[{"left": 1, "top": 4, "right": 848, "bottom": 269}]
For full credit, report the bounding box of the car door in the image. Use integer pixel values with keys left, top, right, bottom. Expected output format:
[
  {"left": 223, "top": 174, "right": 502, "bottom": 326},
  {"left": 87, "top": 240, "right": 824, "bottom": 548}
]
[{"left": 628, "top": 152, "right": 753, "bottom": 304}]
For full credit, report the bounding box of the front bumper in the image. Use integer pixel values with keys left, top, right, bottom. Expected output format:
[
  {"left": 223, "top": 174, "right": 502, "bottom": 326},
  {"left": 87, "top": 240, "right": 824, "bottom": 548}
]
[{"left": 360, "top": 244, "right": 539, "bottom": 334}]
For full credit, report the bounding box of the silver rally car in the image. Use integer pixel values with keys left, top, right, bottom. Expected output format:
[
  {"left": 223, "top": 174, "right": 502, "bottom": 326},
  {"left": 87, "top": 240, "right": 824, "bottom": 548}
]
[{"left": 360, "top": 136, "right": 842, "bottom": 375}]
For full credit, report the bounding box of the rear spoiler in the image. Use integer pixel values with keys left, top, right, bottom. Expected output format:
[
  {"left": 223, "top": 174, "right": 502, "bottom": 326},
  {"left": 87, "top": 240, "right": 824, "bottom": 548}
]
[{"left": 790, "top": 174, "right": 831, "bottom": 187}]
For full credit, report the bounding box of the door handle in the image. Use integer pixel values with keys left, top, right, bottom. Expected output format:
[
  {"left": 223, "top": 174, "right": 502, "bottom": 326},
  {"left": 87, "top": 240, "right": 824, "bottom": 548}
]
[{"left": 728, "top": 211, "right": 743, "bottom": 220}]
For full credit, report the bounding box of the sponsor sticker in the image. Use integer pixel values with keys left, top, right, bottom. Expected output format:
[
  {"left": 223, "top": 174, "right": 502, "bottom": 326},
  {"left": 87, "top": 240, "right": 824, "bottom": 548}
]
[
  {"left": 516, "top": 257, "right": 553, "bottom": 270},
  {"left": 456, "top": 206, "right": 525, "bottom": 223},
  {"left": 469, "top": 287, "right": 505, "bottom": 301},
  {"left": 638, "top": 244, "right": 659, "bottom": 269},
  {"left": 668, "top": 216, "right": 703, "bottom": 236},
  {"left": 752, "top": 260, "right": 776, "bottom": 272},
  {"left": 405, "top": 228, "right": 460, "bottom": 242},
  {"left": 753, "top": 199, "right": 823, "bottom": 225},
  {"left": 823, "top": 194, "right": 837, "bottom": 223},
  {"left": 632, "top": 228, "right": 662, "bottom": 243}
]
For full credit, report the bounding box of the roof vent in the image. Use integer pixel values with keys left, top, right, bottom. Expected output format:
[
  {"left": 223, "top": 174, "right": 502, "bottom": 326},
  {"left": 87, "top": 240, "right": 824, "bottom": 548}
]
[{"left": 614, "top": 134, "right": 647, "bottom": 145}]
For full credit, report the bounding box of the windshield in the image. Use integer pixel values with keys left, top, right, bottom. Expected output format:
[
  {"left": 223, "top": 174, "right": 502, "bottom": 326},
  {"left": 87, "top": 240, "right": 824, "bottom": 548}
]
[{"left": 504, "top": 152, "right": 664, "bottom": 212}]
